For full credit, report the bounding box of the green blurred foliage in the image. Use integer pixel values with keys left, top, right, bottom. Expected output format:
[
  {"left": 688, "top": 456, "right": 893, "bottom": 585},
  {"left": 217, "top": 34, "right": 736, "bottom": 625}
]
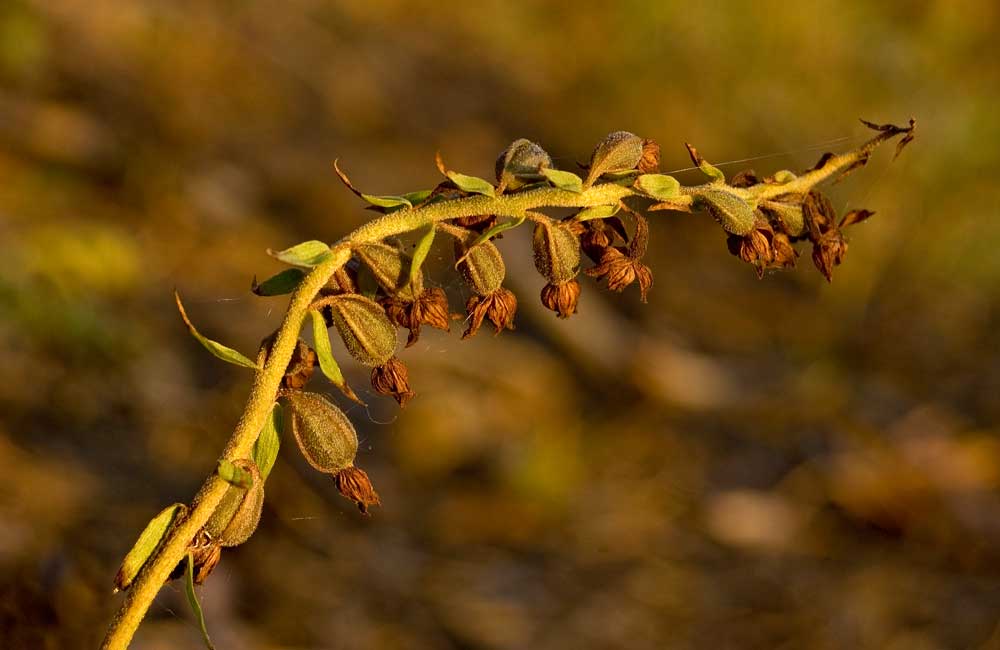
[{"left": 1, "top": 1, "right": 999, "bottom": 648}]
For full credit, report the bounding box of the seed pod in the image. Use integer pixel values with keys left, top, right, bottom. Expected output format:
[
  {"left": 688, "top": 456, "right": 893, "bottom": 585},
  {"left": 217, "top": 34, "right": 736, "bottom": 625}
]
[
  {"left": 206, "top": 460, "right": 264, "bottom": 547},
  {"left": 585, "top": 131, "right": 644, "bottom": 187},
  {"left": 696, "top": 188, "right": 757, "bottom": 236},
  {"left": 353, "top": 242, "right": 422, "bottom": 300},
  {"left": 495, "top": 139, "right": 552, "bottom": 191},
  {"left": 326, "top": 294, "right": 397, "bottom": 367},
  {"left": 533, "top": 221, "right": 581, "bottom": 283},
  {"left": 455, "top": 237, "right": 506, "bottom": 296},
  {"left": 285, "top": 391, "right": 359, "bottom": 474}
]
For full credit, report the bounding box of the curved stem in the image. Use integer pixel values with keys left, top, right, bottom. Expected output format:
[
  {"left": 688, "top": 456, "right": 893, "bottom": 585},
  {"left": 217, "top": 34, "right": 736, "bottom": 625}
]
[{"left": 101, "top": 124, "right": 911, "bottom": 649}]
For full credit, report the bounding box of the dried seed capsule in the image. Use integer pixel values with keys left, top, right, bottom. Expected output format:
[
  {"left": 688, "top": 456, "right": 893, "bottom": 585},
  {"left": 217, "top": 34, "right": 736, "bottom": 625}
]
[
  {"left": 540, "top": 279, "right": 581, "bottom": 318},
  {"left": 585, "top": 131, "right": 644, "bottom": 187},
  {"left": 206, "top": 460, "right": 264, "bottom": 547},
  {"left": 532, "top": 221, "right": 581, "bottom": 283},
  {"left": 495, "top": 139, "right": 552, "bottom": 191},
  {"left": 335, "top": 466, "right": 381, "bottom": 514},
  {"left": 455, "top": 237, "right": 506, "bottom": 296},
  {"left": 695, "top": 187, "right": 757, "bottom": 236},
  {"left": 353, "top": 241, "right": 422, "bottom": 300},
  {"left": 285, "top": 391, "right": 359, "bottom": 474},
  {"left": 326, "top": 294, "right": 397, "bottom": 367}
]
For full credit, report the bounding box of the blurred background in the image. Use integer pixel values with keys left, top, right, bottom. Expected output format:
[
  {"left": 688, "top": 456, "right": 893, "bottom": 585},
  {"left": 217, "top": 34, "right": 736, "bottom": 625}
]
[{"left": 1, "top": 1, "right": 999, "bottom": 648}]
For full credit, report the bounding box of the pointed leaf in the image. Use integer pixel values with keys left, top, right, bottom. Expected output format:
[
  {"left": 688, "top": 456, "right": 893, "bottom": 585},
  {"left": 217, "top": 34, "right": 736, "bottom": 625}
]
[
  {"left": 684, "top": 143, "right": 725, "bottom": 183},
  {"left": 309, "top": 309, "right": 364, "bottom": 404},
  {"left": 360, "top": 193, "right": 412, "bottom": 209},
  {"left": 185, "top": 553, "right": 216, "bottom": 650},
  {"left": 403, "top": 189, "right": 434, "bottom": 205},
  {"left": 267, "top": 240, "right": 332, "bottom": 267},
  {"left": 175, "top": 292, "right": 258, "bottom": 369},
  {"left": 409, "top": 224, "right": 436, "bottom": 286},
  {"left": 540, "top": 168, "right": 583, "bottom": 193},
  {"left": 635, "top": 174, "right": 681, "bottom": 200},
  {"left": 454, "top": 217, "right": 525, "bottom": 269},
  {"left": 447, "top": 171, "right": 495, "bottom": 197},
  {"left": 113, "top": 503, "right": 186, "bottom": 593},
  {"left": 575, "top": 204, "right": 621, "bottom": 221},
  {"left": 253, "top": 403, "right": 282, "bottom": 482},
  {"left": 252, "top": 268, "right": 305, "bottom": 296}
]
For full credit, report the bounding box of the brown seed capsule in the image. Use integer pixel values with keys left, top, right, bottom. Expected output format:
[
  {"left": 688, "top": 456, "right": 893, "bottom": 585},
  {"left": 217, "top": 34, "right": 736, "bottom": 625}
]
[
  {"left": 326, "top": 294, "right": 397, "bottom": 367},
  {"left": 206, "top": 460, "right": 264, "bottom": 548},
  {"left": 371, "top": 356, "right": 415, "bottom": 407},
  {"left": 533, "top": 221, "right": 581, "bottom": 284},
  {"left": 353, "top": 241, "right": 422, "bottom": 301},
  {"left": 382, "top": 286, "right": 451, "bottom": 347},
  {"left": 585, "top": 131, "right": 645, "bottom": 187},
  {"left": 335, "top": 466, "right": 382, "bottom": 514},
  {"left": 541, "top": 279, "right": 581, "bottom": 319},
  {"left": 639, "top": 138, "right": 660, "bottom": 173},
  {"left": 455, "top": 237, "right": 506, "bottom": 296},
  {"left": 285, "top": 391, "right": 359, "bottom": 474},
  {"left": 585, "top": 247, "right": 653, "bottom": 301}
]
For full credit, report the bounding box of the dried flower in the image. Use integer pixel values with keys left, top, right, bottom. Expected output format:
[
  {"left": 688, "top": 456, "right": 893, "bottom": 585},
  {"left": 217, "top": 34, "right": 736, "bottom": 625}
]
[
  {"left": 639, "top": 138, "right": 660, "bottom": 173},
  {"left": 335, "top": 466, "right": 382, "bottom": 514},
  {"left": 580, "top": 217, "right": 628, "bottom": 262},
  {"left": 463, "top": 288, "right": 518, "bottom": 338},
  {"left": 585, "top": 247, "right": 653, "bottom": 301},
  {"left": 382, "top": 287, "right": 451, "bottom": 347},
  {"left": 371, "top": 356, "right": 415, "bottom": 407},
  {"left": 283, "top": 339, "right": 317, "bottom": 390},
  {"left": 541, "top": 279, "right": 581, "bottom": 318},
  {"left": 804, "top": 191, "right": 849, "bottom": 282},
  {"left": 454, "top": 214, "right": 498, "bottom": 233}
]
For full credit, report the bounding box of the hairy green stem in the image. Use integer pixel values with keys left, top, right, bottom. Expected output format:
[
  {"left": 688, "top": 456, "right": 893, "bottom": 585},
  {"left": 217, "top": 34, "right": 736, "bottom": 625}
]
[{"left": 101, "top": 123, "right": 910, "bottom": 649}]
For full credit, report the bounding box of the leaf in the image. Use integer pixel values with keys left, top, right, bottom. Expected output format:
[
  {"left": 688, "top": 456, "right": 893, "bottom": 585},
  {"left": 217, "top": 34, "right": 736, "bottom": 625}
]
[
  {"left": 113, "top": 503, "right": 186, "bottom": 593},
  {"left": 403, "top": 189, "right": 434, "bottom": 205},
  {"left": 540, "top": 168, "right": 583, "bottom": 193},
  {"left": 574, "top": 204, "right": 621, "bottom": 221},
  {"left": 309, "top": 310, "right": 364, "bottom": 404},
  {"left": 253, "top": 403, "right": 282, "bottom": 482},
  {"left": 174, "top": 292, "right": 258, "bottom": 369},
  {"left": 635, "top": 174, "right": 681, "bottom": 200},
  {"left": 252, "top": 268, "right": 305, "bottom": 296},
  {"left": 217, "top": 459, "right": 254, "bottom": 489},
  {"left": 409, "top": 224, "right": 436, "bottom": 286},
  {"left": 454, "top": 217, "right": 525, "bottom": 269},
  {"left": 185, "top": 553, "right": 216, "bottom": 650},
  {"left": 360, "top": 193, "right": 412, "bottom": 209},
  {"left": 334, "top": 160, "right": 429, "bottom": 211},
  {"left": 267, "top": 240, "right": 333, "bottom": 268},
  {"left": 684, "top": 143, "right": 725, "bottom": 183},
  {"left": 435, "top": 152, "right": 496, "bottom": 197}
]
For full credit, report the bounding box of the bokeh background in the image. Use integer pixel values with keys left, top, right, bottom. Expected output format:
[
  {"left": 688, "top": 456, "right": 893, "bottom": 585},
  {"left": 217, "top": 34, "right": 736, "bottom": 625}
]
[{"left": 2, "top": 1, "right": 999, "bottom": 648}]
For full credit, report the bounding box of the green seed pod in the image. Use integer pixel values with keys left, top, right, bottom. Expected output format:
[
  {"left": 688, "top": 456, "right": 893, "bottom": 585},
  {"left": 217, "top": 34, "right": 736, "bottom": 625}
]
[
  {"left": 353, "top": 241, "right": 422, "bottom": 300},
  {"left": 285, "top": 391, "right": 359, "bottom": 474},
  {"left": 696, "top": 187, "right": 758, "bottom": 236},
  {"left": 532, "top": 221, "right": 581, "bottom": 283},
  {"left": 585, "top": 131, "right": 644, "bottom": 187},
  {"left": 206, "top": 461, "right": 264, "bottom": 547},
  {"left": 455, "top": 237, "right": 506, "bottom": 296},
  {"left": 495, "top": 139, "right": 552, "bottom": 190},
  {"left": 761, "top": 201, "right": 806, "bottom": 237},
  {"left": 327, "top": 294, "right": 397, "bottom": 367}
]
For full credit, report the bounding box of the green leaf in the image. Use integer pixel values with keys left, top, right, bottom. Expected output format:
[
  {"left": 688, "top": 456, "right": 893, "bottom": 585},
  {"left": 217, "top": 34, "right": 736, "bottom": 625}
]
[
  {"left": 174, "top": 292, "right": 258, "bottom": 369},
  {"left": 253, "top": 403, "right": 282, "bottom": 482},
  {"left": 446, "top": 171, "right": 495, "bottom": 197},
  {"left": 267, "top": 240, "right": 332, "bottom": 267},
  {"left": 309, "top": 309, "right": 364, "bottom": 404},
  {"left": 453, "top": 216, "right": 525, "bottom": 269},
  {"left": 113, "top": 503, "right": 186, "bottom": 593},
  {"left": 403, "top": 189, "right": 434, "bottom": 205},
  {"left": 217, "top": 459, "right": 254, "bottom": 489},
  {"left": 252, "top": 268, "right": 305, "bottom": 296},
  {"left": 699, "top": 160, "right": 725, "bottom": 182},
  {"left": 635, "top": 174, "right": 681, "bottom": 200},
  {"left": 185, "top": 553, "right": 216, "bottom": 650},
  {"left": 409, "top": 224, "right": 436, "bottom": 286},
  {"left": 360, "top": 193, "right": 412, "bottom": 209},
  {"left": 540, "top": 168, "right": 583, "bottom": 193},
  {"left": 575, "top": 204, "right": 621, "bottom": 221}
]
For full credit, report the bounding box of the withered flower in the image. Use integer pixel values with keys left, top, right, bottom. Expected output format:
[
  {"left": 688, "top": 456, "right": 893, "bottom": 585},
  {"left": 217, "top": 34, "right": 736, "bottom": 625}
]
[
  {"left": 541, "top": 279, "right": 581, "bottom": 318},
  {"left": 382, "top": 286, "right": 451, "bottom": 347},
  {"left": 335, "top": 466, "right": 381, "bottom": 515},
  {"left": 283, "top": 340, "right": 317, "bottom": 390},
  {"left": 463, "top": 288, "right": 517, "bottom": 338},
  {"left": 454, "top": 214, "right": 497, "bottom": 233},
  {"left": 804, "top": 191, "right": 849, "bottom": 282},
  {"left": 580, "top": 217, "right": 628, "bottom": 262},
  {"left": 371, "top": 356, "right": 415, "bottom": 407},
  {"left": 639, "top": 138, "right": 660, "bottom": 173},
  {"left": 584, "top": 210, "right": 653, "bottom": 301},
  {"left": 585, "top": 247, "right": 653, "bottom": 301},
  {"left": 168, "top": 530, "right": 222, "bottom": 585},
  {"left": 725, "top": 216, "right": 799, "bottom": 278}
]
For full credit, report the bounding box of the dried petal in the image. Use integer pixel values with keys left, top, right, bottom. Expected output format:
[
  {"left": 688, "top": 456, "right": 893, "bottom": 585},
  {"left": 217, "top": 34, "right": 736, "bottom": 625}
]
[
  {"left": 335, "top": 466, "right": 382, "bottom": 514},
  {"left": 371, "top": 356, "right": 415, "bottom": 407},
  {"left": 639, "top": 139, "right": 660, "bottom": 173},
  {"left": 283, "top": 339, "right": 316, "bottom": 390},
  {"left": 463, "top": 288, "right": 517, "bottom": 338},
  {"left": 540, "top": 279, "right": 581, "bottom": 318}
]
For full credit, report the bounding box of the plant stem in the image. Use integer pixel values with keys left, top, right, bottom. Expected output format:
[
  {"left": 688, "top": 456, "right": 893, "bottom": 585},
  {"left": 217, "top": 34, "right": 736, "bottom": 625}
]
[{"left": 101, "top": 124, "right": 911, "bottom": 649}]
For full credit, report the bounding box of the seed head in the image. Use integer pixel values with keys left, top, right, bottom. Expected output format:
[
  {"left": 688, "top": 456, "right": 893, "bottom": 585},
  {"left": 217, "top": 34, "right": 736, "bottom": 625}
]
[
  {"left": 463, "top": 288, "right": 518, "bottom": 338},
  {"left": 371, "top": 356, "right": 415, "bottom": 407},
  {"left": 335, "top": 466, "right": 382, "bottom": 514},
  {"left": 541, "top": 279, "right": 581, "bottom": 319}
]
